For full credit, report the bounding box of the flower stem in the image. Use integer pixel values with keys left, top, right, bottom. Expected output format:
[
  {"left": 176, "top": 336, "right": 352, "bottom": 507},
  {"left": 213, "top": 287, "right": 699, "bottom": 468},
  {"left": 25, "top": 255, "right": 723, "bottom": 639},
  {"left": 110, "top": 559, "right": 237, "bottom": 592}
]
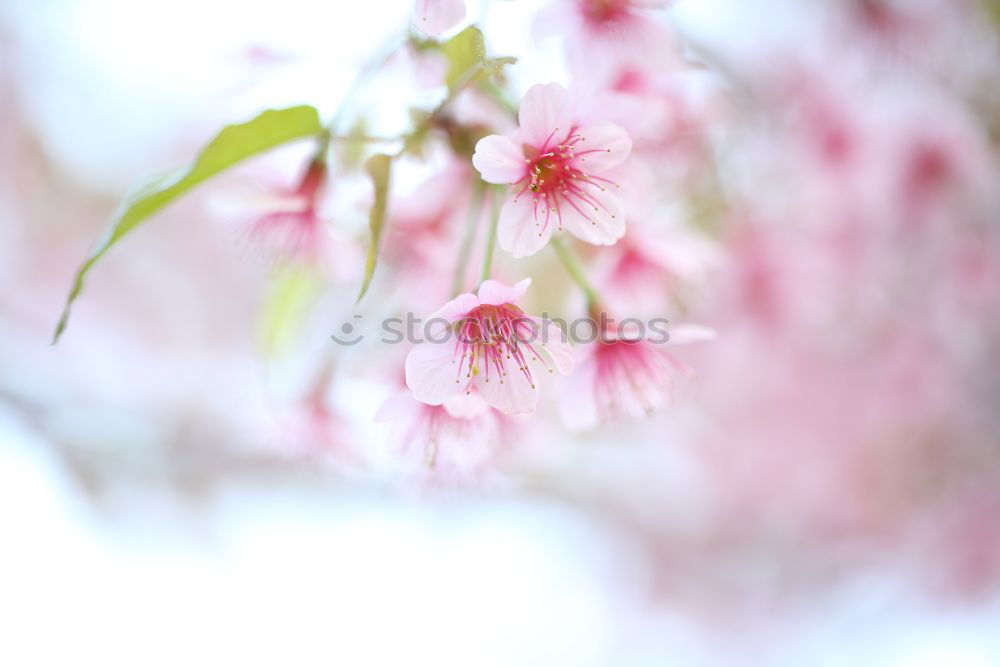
[
  {"left": 550, "top": 236, "right": 601, "bottom": 310},
  {"left": 480, "top": 188, "right": 501, "bottom": 282},
  {"left": 452, "top": 179, "right": 486, "bottom": 296}
]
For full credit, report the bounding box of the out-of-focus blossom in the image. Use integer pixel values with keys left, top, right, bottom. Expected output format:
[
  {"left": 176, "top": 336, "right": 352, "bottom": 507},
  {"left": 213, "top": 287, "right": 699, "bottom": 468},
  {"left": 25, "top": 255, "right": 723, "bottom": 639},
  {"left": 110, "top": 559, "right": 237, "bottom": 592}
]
[
  {"left": 578, "top": 65, "right": 723, "bottom": 187},
  {"left": 272, "top": 368, "right": 357, "bottom": 460},
  {"left": 405, "top": 278, "right": 573, "bottom": 414},
  {"left": 472, "top": 83, "right": 632, "bottom": 257},
  {"left": 209, "top": 155, "right": 360, "bottom": 281},
  {"left": 536, "top": 0, "right": 678, "bottom": 72},
  {"left": 560, "top": 323, "right": 714, "bottom": 429},
  {"left": 225, "top": 157, "right": 356, "bottom": 278},
  {"left": 376, "top": 388, "right": 508, "bottom": 481},
  {"left": 244, "top": 157, "right": 327, "bottom": 261},
  {"left": 596, "top": 218, "right": 721, "bottom": 318},
  {"left": 413, "top": 0, "right": 466, "bottom": 35},
  {"left": 383, "top": 161, "right": 476, "bottom": 310}
]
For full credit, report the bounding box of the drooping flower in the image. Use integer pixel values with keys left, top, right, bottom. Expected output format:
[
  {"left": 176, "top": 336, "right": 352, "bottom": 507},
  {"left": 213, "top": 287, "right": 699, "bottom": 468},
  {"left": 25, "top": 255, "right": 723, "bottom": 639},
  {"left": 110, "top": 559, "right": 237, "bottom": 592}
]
[
  {"left": 376, "top": 388, "right": 509, "bottom": 482},
  {"left": 535, "top": 0, "right": 678, "bottom": 73},
  {"left": 212, "top": 155, "right": 358, "bottom": 279},
  {"left": 472, "top": 82, "right": 632, "bottom": 258},
  {"left": 413, "top": 0, "right": 466, "bottom": 35},
  {"left": 560, "top": 323, "right": 714, "bottom": 429},
  {"left": 245, "top": 157, "right": 328, "bottom": 261},
  {"left": 405, "top": 278, "right": 574, "bottom": 415}
]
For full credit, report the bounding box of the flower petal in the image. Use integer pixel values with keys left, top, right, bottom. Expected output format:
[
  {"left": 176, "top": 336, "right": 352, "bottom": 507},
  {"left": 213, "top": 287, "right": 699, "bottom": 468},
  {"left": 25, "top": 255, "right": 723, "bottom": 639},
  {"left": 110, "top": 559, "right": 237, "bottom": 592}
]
[
  {"left": 405, "top": 341, "right": 463, "bottom": 406},
  {"left": 559, "top": 183, "right": 625, "bottom": 246},
  {"left": 374, "top": 390, "right": 419, "bottom": 423},
  {"left": 413, "top": 0, "right": 465, "bottom": 35},
  {"left": 498, "top": 193, "right": 553, "bottom": 258},
  {"left": 428, "top": 292, "right": 479, "bottom": 323},
  {"left": 557, "top": 357, "right": 600, "bottom": 431},
  {"left": 570, "top": 122, "right": 632, "bottom": 173},
  {"left": 478, "top": 277, "right": 531, "bottom": 306},
  {"left": 442, "top": 391, "right": 490, "bottom": 419},
  {"left": 529, "top": 317, "right": 575, "bottom": 374},
  {"left": 665, "top": 323, "right": 717, "bottom": 346},
  {"left": 518, "top": 83, "right": 573, "bottom": 149},
  {"left": 422, "top": 292, "right": 478, "bottom": 341},
  {"left": 476, "top": 356, "right": 539, "bottom": 415},
  {"left": 472, "top": 135, "right": 525, "bottom": 184}
]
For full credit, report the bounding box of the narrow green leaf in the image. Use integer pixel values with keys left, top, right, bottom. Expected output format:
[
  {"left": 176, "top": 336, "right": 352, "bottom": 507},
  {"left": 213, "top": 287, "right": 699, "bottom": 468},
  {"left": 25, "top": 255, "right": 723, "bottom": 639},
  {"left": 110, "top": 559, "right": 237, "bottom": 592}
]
[
  {"left": 52, "top": 105, "right": 324, "bottom": 343},
  {"left": 357, "top": 153, "right": 392, "bottom": 303}
]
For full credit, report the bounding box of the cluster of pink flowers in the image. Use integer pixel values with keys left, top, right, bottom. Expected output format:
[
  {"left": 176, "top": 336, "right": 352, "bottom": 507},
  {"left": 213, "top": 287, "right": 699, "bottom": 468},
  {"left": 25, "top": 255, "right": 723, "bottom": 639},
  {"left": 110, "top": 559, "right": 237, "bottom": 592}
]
[{"left": 36, "top": 0, "right": 1000, "bottom": 629}]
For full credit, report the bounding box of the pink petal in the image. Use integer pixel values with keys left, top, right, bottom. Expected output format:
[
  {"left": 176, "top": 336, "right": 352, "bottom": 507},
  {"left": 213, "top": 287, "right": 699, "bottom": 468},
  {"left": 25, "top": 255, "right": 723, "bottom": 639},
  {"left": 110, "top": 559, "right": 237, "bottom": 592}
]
[
  {"left": 559, "top": 184, "right": 625, "bottom": 246},
  {"left": 413, "top": 0, "right": 465, "bottom": 35},
  {"left": 405, "top": 341, "right": 464, "bottom": 406},
  {"left": 442, "top": 391, "right": 490, "bottom": 419},
  {"left": 665, "top": 324, "right": 717, "bottom": 346},
  {"left": 530, "top": 317, "right": 575, "bottom": 374},
  {"left": 428, "top": 292, "right": 479, "bottom": 323},
  {"left": 375, "top": 391, "right": 419, "bottom": 423},
  {"left": 472, "top": 135, "right": 525, "bottom": 184},
  {"left": 424, "top": 292, "right": 479, "bottom": 340},
  {"left": 557, "top": 360, "right": 599, "bottom": 431},
  {"left": 571, "top": 122, "right": 632, "bottom": 173},
  {"left": 478, "top": 277, "right": 531, "bottom": 306},
  {"left": 498, "top": 194, "right": 553, "bottom": 258},
  {"left": 475, "top": 357, "right": 539, "bottom": 415},
  {"left": 518, "top": 83, "right": 573, "bottom": 149}
]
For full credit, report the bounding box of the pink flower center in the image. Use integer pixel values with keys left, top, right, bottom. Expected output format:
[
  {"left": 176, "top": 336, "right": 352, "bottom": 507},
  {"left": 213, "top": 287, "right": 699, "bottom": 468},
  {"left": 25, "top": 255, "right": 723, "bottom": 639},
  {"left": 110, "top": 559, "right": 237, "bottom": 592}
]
[
  {"left": 513, "top": 127, "right": 619, "bottom": 237},
  {"left": 451, "top": 304, "right": 552, "bottom": 392},
  {"left": 580, "top": 0, "right": 632, "bottom": 26}
]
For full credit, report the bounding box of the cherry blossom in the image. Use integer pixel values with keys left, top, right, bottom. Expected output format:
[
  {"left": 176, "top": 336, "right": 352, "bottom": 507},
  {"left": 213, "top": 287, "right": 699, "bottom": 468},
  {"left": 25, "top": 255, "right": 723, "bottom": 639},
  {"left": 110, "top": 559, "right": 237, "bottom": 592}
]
[
  {"left": 561, "top": 323, "right": 714, "bottom": 429},
  {"left": 231, "top": 157, "right": 356, "bottom": 276},
  {"left": 472, "top": 82, "right": 632, "bottom": 257},
  {"left": 376, "top": 389, "right": 508, "bottom": 481},
  {"left": 405, "top": 278, "right": 574, "bottom": 415},
  {"left": 535, "top": 0, "right": 677, "bottom": 72}
]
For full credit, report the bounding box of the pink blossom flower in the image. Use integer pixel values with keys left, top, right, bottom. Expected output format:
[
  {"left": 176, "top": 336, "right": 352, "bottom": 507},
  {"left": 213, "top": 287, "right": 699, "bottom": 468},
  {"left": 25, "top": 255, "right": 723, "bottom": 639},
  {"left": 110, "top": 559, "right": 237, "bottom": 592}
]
[
  {"left": 212, "top": 156, "right": 359, "bottom": 279},
  {"left": 245, "top": 158, "right": 327, "bottom": 260},
  {"left": 595, "top": 220, "right": 721, "bottom": 319},
  {"left": 535, "top": 0, "right": 677, "bottom": 73},
  {"left": 405, "top": 278, "right": 574, "bottom": 415},
  {"left": 413, "top": 0, "right": 466, "bottom": 35},
  {"left": 472, "top": 82, "right": 632, "bottom": 257},
  {"left": 561, "top": 323, "right": 714, "bottom": 429},
  {"left": 376, "top": 388, "right": 509, "bottom": 482}
]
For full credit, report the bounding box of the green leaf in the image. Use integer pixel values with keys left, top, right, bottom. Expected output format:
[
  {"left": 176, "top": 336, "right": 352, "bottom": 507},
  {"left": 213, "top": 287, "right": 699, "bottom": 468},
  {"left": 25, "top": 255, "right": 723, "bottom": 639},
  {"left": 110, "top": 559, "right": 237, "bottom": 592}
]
[
  {"left": 440, "top": 25, "right": 517, "bottom": 96},
  {"left": 986, "top": 0, "right": 1000, "bottom": 26},
  {"left": 441, "top": 26, "right": 485, "bottom": 93},
  {"left": 52, "top": 105, "right": 324, "bottom": 343},
  {"left": 357, "top": 153, "right": 392, "bottom": 303}
]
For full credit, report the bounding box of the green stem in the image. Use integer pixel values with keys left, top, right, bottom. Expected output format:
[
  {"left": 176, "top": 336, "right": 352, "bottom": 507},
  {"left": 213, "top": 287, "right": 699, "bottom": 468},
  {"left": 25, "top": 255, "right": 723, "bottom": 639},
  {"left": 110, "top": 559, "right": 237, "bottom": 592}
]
[
  {"left": 480, "top": 188, "right": 501, "bottom": 282},
  {"left": 452, "top": 179, "right": 486, "bottom": 296},
  {"left": 550, "top": 236, "right": 601, "bottom": 310}
]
